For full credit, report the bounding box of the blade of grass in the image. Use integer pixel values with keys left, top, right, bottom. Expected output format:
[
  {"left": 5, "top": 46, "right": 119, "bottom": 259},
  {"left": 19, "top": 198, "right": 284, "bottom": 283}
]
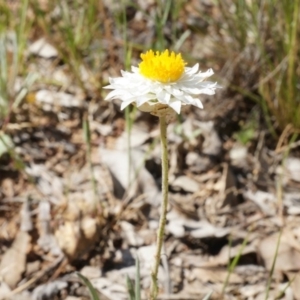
[
  {"left": 77, "top": 272, "right": 101, "bottom": 300},
  {"left": 0, "top": 33, "right": 8, "bottom": 116},
  {"left": 275, "top": 275, "right": 296, "bottom": 299},
  {"left": 126, "top": 275, "right": 135, "bottom": 300},
  {"left": 135, "top": 257, "right": 141, "bottom": 300},
  {"left": 202, "top": 290, "right": 213, "bottom": 300},
  {"left": 17, "top": 0, "right": 29, "bottom": 64},
  {"left": 126, "top": 257, "right": 141, "bottom": 300},
  {"left": 154, "top": 0, "right": 172, "bottom": 50},
  {"left": 287, "top": 0, "right": 299, "bottom": 113},
  {"left": 265, "top": 229, "right": 283, "bottom": 300},
  {"left": 222, "top": 232, "right": 249, "bottom": 296},
  {"left": 83, "top": 114, "right": 99, "bottom": 209}
]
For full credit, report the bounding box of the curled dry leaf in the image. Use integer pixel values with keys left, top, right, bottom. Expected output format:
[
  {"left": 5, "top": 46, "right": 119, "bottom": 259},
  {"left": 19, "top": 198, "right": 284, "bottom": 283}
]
[
  {"left": 244, "top": 189, "right": 277, "bottom": 216},
  {"left": 229, "top": 144, "right": 248, "bottom": 168},
  {"left": 189, "top": 221, "right": 230, "bottom": 239},
  {"left": 37, "top": 201, "right": 62, "bottom": 256},
  {"left": 120, "top": 221, "right": 144, "bottom": 247},
  {"left": 20, "top": 199, "right": 33, "bottom": 232},
  {"left": 275, "top": 157, "right": 300, "bottom": 189},
  {"left": 218, "top": 163, "right": 239, "bottom": 207},
  {"left": 32, "top": 280, "right": 68, "bottom": 300},
  {"left": 171, "top": 175, "right": 200, "bottom": 193},
  {"left": 54, "top": 201, "right": 100, "bottom": 260}
]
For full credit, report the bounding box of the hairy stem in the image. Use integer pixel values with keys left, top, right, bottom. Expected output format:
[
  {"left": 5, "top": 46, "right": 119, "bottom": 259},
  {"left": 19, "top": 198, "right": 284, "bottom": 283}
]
[{"left": 150, "top": 115, "right": 169, "bottom": 300}]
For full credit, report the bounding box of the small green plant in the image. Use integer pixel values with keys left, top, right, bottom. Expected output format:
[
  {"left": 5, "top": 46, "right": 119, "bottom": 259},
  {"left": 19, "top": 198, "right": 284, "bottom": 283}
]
[
  {"left": 0, "top": 31, "right": 37, "bottom": 161},
  {"left": 214, "top": 0, "right": 300, "bottom": 134},
  {"left": 77, "top": 258, "right": 142, "bottom": 300},
  {"left": 30, "top": 0, "right": 102, "bottom": 93},
  {"left": 258, "top": 0, "right": 300, "bottom": 132},
  {"left": 233, "top": 109, "right": 259, "bottom": 145},
  {"left": 0, "top": 0, "right": 35, "bottom": 110},
  {"left": 0, "top": 1, "right": 36, "bottom": 163}
]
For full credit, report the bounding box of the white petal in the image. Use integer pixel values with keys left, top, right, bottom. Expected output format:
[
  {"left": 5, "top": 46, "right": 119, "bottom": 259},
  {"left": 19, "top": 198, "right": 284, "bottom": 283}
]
[
  {"left": 198, "top": 88, "right": 216, "bottom": 95},
  {"left": 185, "top": 64, "right": 199, "bottom": 75},
  {"left": 195, "top": 68, "right": 214, "bottom": 79},
  {"left": 169, "top": 100, "right": 182, "bottom": 114},
  {"left": 131, "top": 66, "right": 139, "bottom": 73},
  {"left": 121, "top": 99, "right": 135, "bottom": 110},
  {"left": 105, "top": 89, "right": 122, "bottom": 100},
  {"left": 193, "top": 99, "right": 203, "bottom": 109},
  {"left": 181, "top": 87, "right": 203, "bottom": 94},
  {"left": 136, "top": 94, "right": 157, "bottom": 107},
  {"left": 105, "top": 89, "right": 134, "bottom": 101},
  {"left": 198, "top": 81, "right": 218, "bottom": 88},
  {"left": 173, "top": 93, "right": 192, "bottom": 104},
  {"left": 157, "top": 90, "right": 171, "bottom": 104}
]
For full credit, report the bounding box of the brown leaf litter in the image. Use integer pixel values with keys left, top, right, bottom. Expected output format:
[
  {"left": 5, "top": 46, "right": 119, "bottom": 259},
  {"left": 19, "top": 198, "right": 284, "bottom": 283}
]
[{"left": 1, "top": 1, "right": 300, "bottom": 300}]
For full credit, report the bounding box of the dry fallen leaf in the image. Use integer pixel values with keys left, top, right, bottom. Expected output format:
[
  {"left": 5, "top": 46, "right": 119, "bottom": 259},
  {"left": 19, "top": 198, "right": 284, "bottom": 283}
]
[
  {"left": 192, "top": 267, "right": 243, "bottom": 284},
  {"left": 120, "top": 221, "right": 144, "bottom": 247},
  {"left": 286, "top": 271, "right": 300, "bottom": 300},
  {"left": 277, "top": 157, "right": 300, "bottom": 184},
  {"left": 28, "top": 37, "right": 58, "bottom": 58},
  {"left": 171, "top": 175, "right": 200, "bottom": 193},
  {"left": 35, "top": 90, "right": 83, "bottom": 108},
  {"left": 244, "top": 189, "right": 277, "bottom": 216},
  {"left": 218, "top": 163, "right": 239, "bottom": 207},
  {"left": 100, "top": 148, "right": 160, "bottom": 205},
  {"left": 90, "top": 277, "right": 127, "bottom": 300},
  {"left": 31, "top": 280, "right": 68, "bottom": 300},
  {"left": 258, "top": 230, "right": 300, "bottom": 272},
  {"left": 196, "top": 120, "right": 222, "bottom": 156},
  {"left": 0, "top": 282, "right": 11, "bottom": 300},
  {"left": 0, "top": 231, "right": 30, "bottom": 288},
  {"left": 37, "top": 201, "right": 62, "bottom": 256},
  {"left": 54, "top": 200, "right": 100, "bottom": 260}
]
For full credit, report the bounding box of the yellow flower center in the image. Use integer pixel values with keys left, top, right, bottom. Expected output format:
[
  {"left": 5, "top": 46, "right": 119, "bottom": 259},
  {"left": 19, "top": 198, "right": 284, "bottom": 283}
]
[{"left": 139, "top": 50, "right": 186, "bottom": 83}]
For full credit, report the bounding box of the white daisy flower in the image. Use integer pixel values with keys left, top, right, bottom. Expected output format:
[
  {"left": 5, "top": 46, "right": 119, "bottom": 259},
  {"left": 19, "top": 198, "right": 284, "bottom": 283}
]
[{"left": 104, "top": 49, "right": 219, "bottom": 117}]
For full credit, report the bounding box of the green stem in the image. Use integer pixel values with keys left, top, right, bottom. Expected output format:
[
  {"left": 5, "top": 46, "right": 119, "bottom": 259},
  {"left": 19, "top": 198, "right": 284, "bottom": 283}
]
[{"left": 150, "top": 115, "right": 169, "bottom": 300}]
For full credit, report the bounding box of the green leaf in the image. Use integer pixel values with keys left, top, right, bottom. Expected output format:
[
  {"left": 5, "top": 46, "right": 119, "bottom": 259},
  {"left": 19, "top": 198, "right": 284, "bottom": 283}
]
[{"left": 0, "top": 133, "right": 13, "bottom": 157}]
